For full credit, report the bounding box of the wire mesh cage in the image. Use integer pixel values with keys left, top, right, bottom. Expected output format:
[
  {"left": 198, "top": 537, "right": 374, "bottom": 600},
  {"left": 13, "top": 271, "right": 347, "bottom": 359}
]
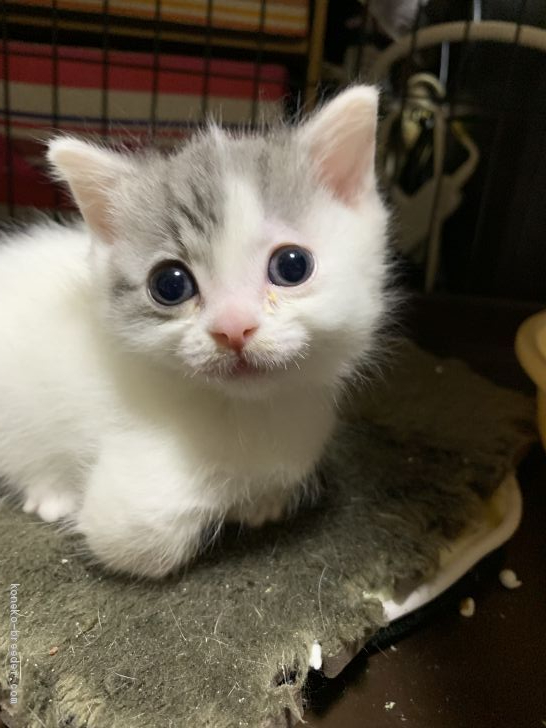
[
  {"left": 1, "top": 0, "right": 328, "bottom": 218},
  {"left": 353, "top": 0, "right": 546, "bottom": 301}
]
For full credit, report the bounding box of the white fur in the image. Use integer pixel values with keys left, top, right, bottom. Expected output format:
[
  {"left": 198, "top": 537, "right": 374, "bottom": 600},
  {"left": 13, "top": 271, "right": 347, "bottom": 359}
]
[{"left": 0, "top": 87, "right": 389, "bottom": 578}]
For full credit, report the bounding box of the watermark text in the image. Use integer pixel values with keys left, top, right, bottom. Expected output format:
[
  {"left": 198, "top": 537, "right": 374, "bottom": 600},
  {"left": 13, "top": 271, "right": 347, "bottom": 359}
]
[{"left": 8, "top": 583, "right": 20, "bottom": 704}]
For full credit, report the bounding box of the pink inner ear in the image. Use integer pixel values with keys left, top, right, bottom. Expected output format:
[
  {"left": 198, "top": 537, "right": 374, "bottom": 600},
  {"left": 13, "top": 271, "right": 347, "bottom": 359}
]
[
  {"left": 48, "top": 139, "right": 124, "bottom": 244},
  {"left": 79, "top": 191, "right": 116, "bottom": 244},
  {"left": 304, "top": 88, "right": 378, "bottom": 206},
  {"left": 318, "top": 143, "right": 375, "bottom": 206}
]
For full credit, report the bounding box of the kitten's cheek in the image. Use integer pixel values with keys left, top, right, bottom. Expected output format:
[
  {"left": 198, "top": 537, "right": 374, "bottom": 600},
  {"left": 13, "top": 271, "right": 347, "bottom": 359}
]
[{"left": 187, "top": 299, "right": 201, "bottom": 315}]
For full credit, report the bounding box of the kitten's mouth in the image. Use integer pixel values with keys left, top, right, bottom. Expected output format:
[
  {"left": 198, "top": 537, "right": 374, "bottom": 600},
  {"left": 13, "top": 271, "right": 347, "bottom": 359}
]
[
  {"left": 200, "top": 357, "right": 270, "bottom": 381},
  {"left": 204, "top": 353, "right": 300, "bottom": 382},
  {"left": 227, "top": 358, "right": 267, "bottom": 378}
]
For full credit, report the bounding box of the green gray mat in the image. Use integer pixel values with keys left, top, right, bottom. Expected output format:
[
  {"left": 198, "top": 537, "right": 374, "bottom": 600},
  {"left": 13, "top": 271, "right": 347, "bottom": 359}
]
[{"left": 0, "top": 341, "right": 535, "bottom": 728}]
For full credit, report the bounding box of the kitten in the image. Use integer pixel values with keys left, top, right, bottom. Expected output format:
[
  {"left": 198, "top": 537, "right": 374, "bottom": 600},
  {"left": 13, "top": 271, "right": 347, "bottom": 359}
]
[{"left": 0, "top": 86, "right": 389, "bottom": 578}]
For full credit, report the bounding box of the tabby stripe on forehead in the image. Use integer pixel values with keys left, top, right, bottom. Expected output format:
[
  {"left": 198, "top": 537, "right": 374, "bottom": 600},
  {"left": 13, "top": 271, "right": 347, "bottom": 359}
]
[
  {"left": 174, "top": 201, "right": 207, "bottom": 237},
  {"left": 163, "top": 183, "right": 202, "bottom": 252},
  {"left": 163, "top": 212, "right": 190, "bottom": 260},
  {"left": 190, "top": 182, "right": 218, "bottom": 227}
]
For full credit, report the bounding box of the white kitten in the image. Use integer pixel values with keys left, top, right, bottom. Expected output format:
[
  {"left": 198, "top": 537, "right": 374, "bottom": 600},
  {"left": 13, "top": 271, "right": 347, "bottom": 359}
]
[{"left": 0, "top": 86, "right": 389, "bottom": 577}]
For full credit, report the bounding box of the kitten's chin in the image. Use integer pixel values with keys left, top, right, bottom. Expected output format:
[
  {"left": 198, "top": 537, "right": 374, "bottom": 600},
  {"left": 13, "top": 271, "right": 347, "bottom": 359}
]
[
  {"left": 212, "top": 377, "right": 278, "bottom": 400},
  {"left": 201, "top": 366, "right": 282, "bottom": 400}
]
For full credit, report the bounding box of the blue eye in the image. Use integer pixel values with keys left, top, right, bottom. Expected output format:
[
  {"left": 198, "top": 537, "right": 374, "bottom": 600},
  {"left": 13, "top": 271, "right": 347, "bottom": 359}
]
[
  {"left": 148, "top": 261, "right": 197, "bottom": 306},
  {"left": 268, "top": 246, "right": 314, "bottom": 287}
]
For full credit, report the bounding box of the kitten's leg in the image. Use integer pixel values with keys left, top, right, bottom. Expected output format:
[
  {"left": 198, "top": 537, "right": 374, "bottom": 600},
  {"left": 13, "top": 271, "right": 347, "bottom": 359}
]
[{"left": 77, "top": 431, "right": 216, "bottom": 578}]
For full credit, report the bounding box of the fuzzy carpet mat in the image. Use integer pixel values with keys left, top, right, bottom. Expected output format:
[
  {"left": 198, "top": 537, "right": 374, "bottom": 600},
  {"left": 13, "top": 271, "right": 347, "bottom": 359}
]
[{"left": 0, "top": 341, "right": 535, "bottom": 728}]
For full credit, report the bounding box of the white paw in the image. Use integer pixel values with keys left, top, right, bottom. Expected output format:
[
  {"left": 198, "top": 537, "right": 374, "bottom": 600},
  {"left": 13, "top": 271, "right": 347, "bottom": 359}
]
[
  {"left": 22, "top": 496, "right": 38, "bottom": 514},
  {"left": 23, "top": 491, "right": 77, "bottom": 522},
  {"left": 230, "top": 494, "right": 289, "bottom": 528}
]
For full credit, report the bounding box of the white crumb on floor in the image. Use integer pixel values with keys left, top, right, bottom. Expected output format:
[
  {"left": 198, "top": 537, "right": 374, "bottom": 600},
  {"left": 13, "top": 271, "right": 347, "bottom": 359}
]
[
  {"left": 61, "top": 558, "right": 68, "bottom": 564},
  {"left": 390, "top": 644, "right": 398, "bottom": 652},
  {"left": 384, "top": 701, "right": 396, "bottom": 710},
  {"left": 499, "top": 568, "right": 522, "bottom": 589},
  {"left": 309, "top": 640, "right": 322, "bottom": 670},
  {"left": 459, "top": 597, "right": 476, "bottom": 617}
]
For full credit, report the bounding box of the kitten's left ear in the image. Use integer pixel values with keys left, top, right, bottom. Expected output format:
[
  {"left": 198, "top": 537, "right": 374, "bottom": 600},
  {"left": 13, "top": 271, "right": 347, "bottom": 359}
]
[
  {"left": 300, "top": 85, "right": 379, "bottom": 206},
  {"left": 48, "top": 137, "right": 133, "bottom": 243}
]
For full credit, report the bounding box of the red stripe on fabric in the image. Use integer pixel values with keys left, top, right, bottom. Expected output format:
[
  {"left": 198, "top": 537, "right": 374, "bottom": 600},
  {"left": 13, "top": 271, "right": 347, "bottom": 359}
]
[{"left": 3, "top": 41, "right": 288, "bottom": 99}]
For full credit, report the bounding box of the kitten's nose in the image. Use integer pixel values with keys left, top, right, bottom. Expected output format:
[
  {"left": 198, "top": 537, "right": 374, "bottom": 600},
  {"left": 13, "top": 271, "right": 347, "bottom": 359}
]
[{"left": 209, "top": 317, "right": 258, "bottom": 352}]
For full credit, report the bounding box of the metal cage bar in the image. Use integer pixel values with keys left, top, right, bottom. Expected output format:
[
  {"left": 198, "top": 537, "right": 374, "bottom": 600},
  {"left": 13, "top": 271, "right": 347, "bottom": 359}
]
[{"left": 0, "top": 1, "right": 329, "bottom": 219}]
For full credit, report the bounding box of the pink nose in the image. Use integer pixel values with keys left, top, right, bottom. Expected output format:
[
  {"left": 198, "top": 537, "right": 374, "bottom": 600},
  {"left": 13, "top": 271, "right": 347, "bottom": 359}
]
[{"left": 210, "top": 324, "right": 258, "bottom": 352}]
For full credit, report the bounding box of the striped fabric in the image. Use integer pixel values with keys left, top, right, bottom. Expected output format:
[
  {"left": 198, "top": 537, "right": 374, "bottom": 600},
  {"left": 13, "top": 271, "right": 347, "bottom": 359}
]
[
  {"left": 10, "top": 0, "right": 309, "bottom": 37},
  {"left": 0, "top": 41, "right": 289, "bottom": 213}
]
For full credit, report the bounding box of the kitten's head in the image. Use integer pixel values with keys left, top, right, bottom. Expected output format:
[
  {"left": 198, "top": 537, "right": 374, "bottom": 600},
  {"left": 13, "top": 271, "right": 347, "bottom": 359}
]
[{"left": 48, "top": 86, "right": 390, "bottom": 398}]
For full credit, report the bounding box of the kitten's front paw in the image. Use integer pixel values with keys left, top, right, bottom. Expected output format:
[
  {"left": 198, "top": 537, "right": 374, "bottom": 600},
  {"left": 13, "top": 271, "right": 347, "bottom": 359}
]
[
  {"left": 77, "top": 499, "right": 210, "bottom": 578},
  {"left": 22, "top": 490, "right": 78, "bottom": 522},
  {"left": 228, "top": 492, "right": 290, "bottom": 528}
]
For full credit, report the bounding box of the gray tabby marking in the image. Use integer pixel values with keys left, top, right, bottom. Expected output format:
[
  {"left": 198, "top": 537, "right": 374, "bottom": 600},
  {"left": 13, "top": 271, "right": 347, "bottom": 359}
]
[
  {"left": 173, "top": 200, "right": 206, "bottom": 237},
  {"left": 110, "top": 277, "right": 141, "bottom": 300},
  {"left": 132, "top": 303, "right": 176, "bottom": 322},
  {"left": 189, "top": 181, "right": 218, "bottom": 227}
]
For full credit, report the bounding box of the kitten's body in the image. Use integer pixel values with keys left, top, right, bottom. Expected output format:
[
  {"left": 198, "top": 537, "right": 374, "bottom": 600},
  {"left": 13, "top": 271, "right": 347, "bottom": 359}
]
[
  {"left": 0, "top": 223, "right": 333, "bottom": 572},
  {"left": 0, "top": 87, "right": 389, "bottom": 577}
]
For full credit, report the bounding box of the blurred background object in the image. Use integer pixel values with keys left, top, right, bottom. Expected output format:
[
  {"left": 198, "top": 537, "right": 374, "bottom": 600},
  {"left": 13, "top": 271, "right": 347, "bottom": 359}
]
[{"left": 324, "top": 0, "right": 546, "bottom": 301}]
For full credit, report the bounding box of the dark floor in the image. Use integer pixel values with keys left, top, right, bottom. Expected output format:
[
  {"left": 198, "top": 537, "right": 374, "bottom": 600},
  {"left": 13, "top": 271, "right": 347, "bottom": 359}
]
[{"left": 300, "top": 294, "right": 546, "bottom": 728}]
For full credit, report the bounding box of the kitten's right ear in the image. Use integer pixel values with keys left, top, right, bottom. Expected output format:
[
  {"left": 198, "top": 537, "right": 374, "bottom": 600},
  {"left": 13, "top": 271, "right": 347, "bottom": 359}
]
[
  {"left": 47, "top": 137, "right": 132, "bottom": 243},
  {"left": 299, "top": 85, "right": 379, "bottom": 207}
]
